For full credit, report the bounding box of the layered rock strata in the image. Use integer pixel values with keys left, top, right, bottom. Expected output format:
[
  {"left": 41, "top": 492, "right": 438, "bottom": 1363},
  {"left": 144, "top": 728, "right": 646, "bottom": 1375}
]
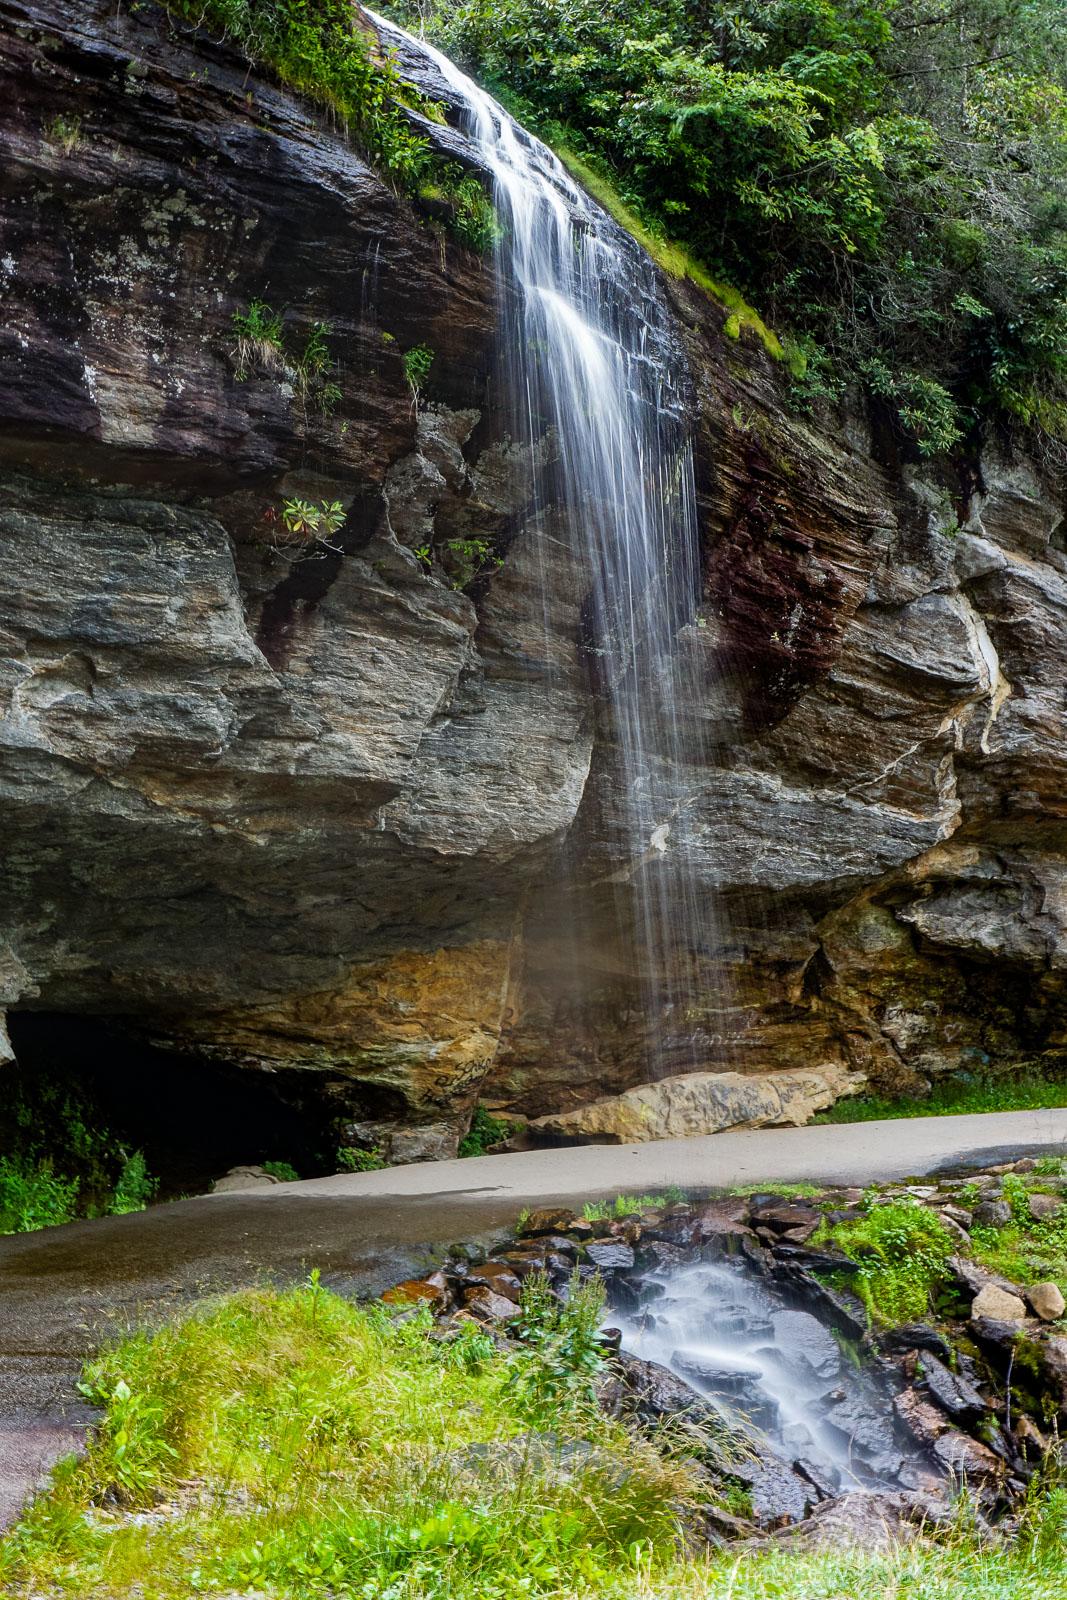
[{"left": 2, "top": 0, "right": 1066, "bottom": 1155}]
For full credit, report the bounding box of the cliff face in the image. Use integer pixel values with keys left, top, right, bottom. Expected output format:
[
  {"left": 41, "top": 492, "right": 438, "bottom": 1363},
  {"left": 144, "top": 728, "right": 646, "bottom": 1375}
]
[{"left": 2, "top": 0, "right": 1065, "bottom": 1157}]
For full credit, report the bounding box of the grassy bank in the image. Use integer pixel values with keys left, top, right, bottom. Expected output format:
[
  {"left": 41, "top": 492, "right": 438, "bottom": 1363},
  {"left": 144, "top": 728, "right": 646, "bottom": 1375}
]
[
  {"left": 2, "top": 1278, "right": 1065, "bottom": 1599},
  {"left": 813, "top": 1069, "right": 1067, "bottom": 1125}
]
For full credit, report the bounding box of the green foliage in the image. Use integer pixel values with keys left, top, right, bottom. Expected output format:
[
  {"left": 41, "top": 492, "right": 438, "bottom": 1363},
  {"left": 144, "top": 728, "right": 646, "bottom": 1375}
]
[
  {"left": 816, "top": 1196, "right": 956, "bottom": 1324},
  {"left": 0, "top": 1066, "right": 157, "bottom": 1234},
  {"left": 582, "top": 1188, "right": 687, "bottom": 1220},
  {"left": 232, "top": 303, "right": 340, "bottom": 415},
  {"left": 231, "top": 296, "right": 284, "bottom": 379},
  {"left": 402, "top": 341, "right": 435, "bottom": 394},
  {"left": 458, "top": 1105, "right": 517, "bottom": 1157},
  {"left": 165, "top": 0, "right": 433, "bottom": 183},
  {"left": 336, "top": 1145, "right": 387, "bottom": 1172},
  {"left": 164, "top": 2, "right": 498, "bottom": 249},
  {"left": 43, "top": 113, "right": 82, "bottom": 155},
  {"left": 506, "top": 1270, "right": 607, "bottom": 1422},
  {"left": 970, "top": 1176, "right": 1067, "bottom": 1296},
  {"left": 108, "top": 1151, "right": 158, "bottom": 1217},
  {"left": 442, "top": 535, "right": 502, "bottom": 589},
  {"left": 262, "top": 1159, "right": 301, "bottom": 1182},
  {"left": 281, "top": 496, "right": 346, "bottom": 542},
  {"left": 403, "top": 0, "right": 1067, "bottom": 457},
  {"left": 813, "top": 1067, "right": 1067, "bottom": 1124},
  {"left": 0, "top": 1158, "right": 79, "bottom": 1233}
]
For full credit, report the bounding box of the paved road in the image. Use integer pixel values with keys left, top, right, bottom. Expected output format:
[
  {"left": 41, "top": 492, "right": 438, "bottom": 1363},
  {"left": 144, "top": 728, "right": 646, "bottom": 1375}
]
[{"left": 1, "top": 1108, "right": 1065, "bottom": 1526}]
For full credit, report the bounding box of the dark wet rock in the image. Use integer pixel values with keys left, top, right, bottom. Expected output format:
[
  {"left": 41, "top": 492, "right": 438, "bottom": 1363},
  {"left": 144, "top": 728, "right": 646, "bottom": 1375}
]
[
  {"left": 517, "top": 1209, "right": 578, "bottom": 1238},
  {"left": 670, "top": 1351, "right": 779, "bottom": 1428},
  {"left": 931, "top": 1429, "right": 1004, "bottom": 1483},
  {"left": 793, "top": 1457, "right": 839, "bottom": 1501},
  {"left": 729, "top": 1451, "right": 818, "bottom": 1527},
  {"left": 918, "top": 1352, "right": 987, "bottom": 1426},
  {"left": 382, "top": 1270, "right": 452, "bottom": 1310},
  {"left": 462, "top": 1261, "right": 522, "bottom": 1303},
  {"left": 771, "top": 1309, "right": 842, "bottom": 1380},
  {"left": 585, "top": 1240, "right": 636, "bottom": 1272},
  {"left": 880, "top": 1323, "right": 955, "bottom": 1360},
  {"left": 609, "top": 1352, "right": 719, "bottom": 1426},
  {"left": 894, "top": 1386, "right": 950, "bottom": 1448},
  {"left": 774, "top": 1264, "right": 870, "bottom": 1342},
  {"left": 636, "top": 1239, "right": 690, "bottom": 1273},
  {"left": 821, "top": 1392, "right": 904, "bottom": 1478},
  {"left": 755, "top": 1489, "right": 955, "bottom": 1551},
  {"left": 464, "top": 1286, "right": 522, "bottom": 1322}
]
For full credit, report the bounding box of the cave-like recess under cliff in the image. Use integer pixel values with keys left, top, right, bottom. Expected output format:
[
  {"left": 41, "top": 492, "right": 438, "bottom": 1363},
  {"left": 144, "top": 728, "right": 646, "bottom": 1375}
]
[{"left": 2, "top": 0, "right": 1067, "bottom": 1165}]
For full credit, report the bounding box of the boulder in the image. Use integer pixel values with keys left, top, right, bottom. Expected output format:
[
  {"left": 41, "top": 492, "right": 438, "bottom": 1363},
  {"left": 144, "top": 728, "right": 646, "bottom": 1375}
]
[
  {"left": 463, "top": 1286, "right": 522, "bottom": 1322},
  {"left": 1027, "top": 1282, "right": 1066, "bottom": 1322},
  {"left": 210, "top": 1165, "right": 283, "bottom": 1193},
  {"left": 382, "top": 1271, "right": 451, "bottom": 1311},
  {"left": 970, "top": 1284, "right": 1027, "bottom": 1323},
  {"left": 525, "top": 1066, "right": 863, "bottom": 1144},
  {"left": 1027, "top": 1193, "right": 1063, "bottom": 1222},
  {"left": 585, "top": 1240, "right": 636, "bottom": 1272},
  {"left": 462, "top": 1262, "right": 522, "bottom": 1303}
]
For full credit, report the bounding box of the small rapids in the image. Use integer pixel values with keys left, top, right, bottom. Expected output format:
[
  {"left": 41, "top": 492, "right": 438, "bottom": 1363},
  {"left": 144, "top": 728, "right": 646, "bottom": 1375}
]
[{"left": 611, "top": 1260, "right": 941, "bottom": 1506}]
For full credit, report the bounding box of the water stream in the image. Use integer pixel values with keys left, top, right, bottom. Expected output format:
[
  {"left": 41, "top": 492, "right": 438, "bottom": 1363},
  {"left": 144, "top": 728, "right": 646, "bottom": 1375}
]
[
  {"left": 371, "top": 11, "right": 721, "bottom": 1076},
  {"left": 611, "top": 1260, "right": 936, "bottom": 1506}
]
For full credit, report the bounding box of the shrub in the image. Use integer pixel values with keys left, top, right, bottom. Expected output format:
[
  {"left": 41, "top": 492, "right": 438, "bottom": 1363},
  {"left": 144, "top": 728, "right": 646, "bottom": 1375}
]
[
  {"left": 457, "top": 1105, "right": 516, "bottom": 1157},
  {"left": 402, "top": 341, "right": 434, "bottom": 397},
  {"left": 336, "top": 1145, "right": 387, "bottom": 1172}
]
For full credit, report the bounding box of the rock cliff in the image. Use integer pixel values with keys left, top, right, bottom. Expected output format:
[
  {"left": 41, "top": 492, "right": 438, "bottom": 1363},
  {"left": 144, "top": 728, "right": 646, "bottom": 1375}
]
[{"left": 2, "top": 0, "right": 1065, "bottom": 1159}]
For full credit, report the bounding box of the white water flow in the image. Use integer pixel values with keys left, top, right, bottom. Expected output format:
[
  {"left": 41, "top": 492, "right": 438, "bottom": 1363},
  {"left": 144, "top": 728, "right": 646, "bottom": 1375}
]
[
  {"left": 614, "top": 1261, "right": 922, "bottom": 1498},
  {"left": 372, "top": 14, "right": 720, "bottom": 1076}
]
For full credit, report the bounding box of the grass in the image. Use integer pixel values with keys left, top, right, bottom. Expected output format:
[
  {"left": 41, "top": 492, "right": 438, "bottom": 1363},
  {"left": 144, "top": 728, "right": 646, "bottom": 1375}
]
[
  {"left": 812, "top": 1068, "right": 1067, "bottom": 1125},
  {"left": 2, "top": 1276, "right": 1065, "bottom": 1598},
  {"left": 969, "top": 1174, "right": 1067, "bottom": 1299},
  {"left": 556, "top": 148, "right": 789, "bottom": 367},
  {"left": 581, "top": 1188, "right": 688, "bottom": 1221},
  {"left": 813, "top": 1197, "right": 958, "bottom": 1324},
  {"left": 0, "top": 1275, "right": 699, "bottom": 1598}
]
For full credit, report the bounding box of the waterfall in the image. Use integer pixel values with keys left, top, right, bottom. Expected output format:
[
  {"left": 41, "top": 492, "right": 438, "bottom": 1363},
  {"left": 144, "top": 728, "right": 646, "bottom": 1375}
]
[{"left": 371, "top": 12, "right": 721, "bottom": 1078}]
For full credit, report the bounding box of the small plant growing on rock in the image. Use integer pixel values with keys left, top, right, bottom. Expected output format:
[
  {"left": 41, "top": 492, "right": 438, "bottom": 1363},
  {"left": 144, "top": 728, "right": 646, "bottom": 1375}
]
[
  {"left": 261, "top": 1160, "right": 300, "bottom": 1183},
  {"left": 507, "top": 1270, "right": 607, "bottom": 1423},
  {"left": 442, "top": 536, "right": 501, "bottom": 590},
  {"left": 458, "top": 1106, "right": 517, "bottom": 1158},
  {"left": 44, "top": 114, "right": 82, "bottom": 155},
  {"left": 336, "top": 1146, "right": 386, "bottom": 1173},
  {"left": 402, "top": 342, "right": 434, "bottom": 403},
  {"left": 293, "top": 320, "right": 342, "bottom": 417},
  {"left": 260, "top": 497, "right": 346, "bottom": 562},
  {"left": 231, "top": 298, "right": 286, "bottom": 379}
]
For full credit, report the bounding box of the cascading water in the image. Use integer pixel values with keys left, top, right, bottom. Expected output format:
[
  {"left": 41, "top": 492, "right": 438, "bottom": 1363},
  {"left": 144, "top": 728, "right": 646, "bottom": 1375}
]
[
  {"left": 610, "top": 1260, "right": 935, "bottom": 1509},
  {"left": 371, "top": 11, "right": 722, "bottom": 1077}
]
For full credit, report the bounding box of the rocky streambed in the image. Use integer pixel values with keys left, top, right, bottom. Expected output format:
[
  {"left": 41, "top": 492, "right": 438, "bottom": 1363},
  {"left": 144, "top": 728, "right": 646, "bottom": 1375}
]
[{"left": 383, "top": 1167, "right": 1067, "bottom": 1541}]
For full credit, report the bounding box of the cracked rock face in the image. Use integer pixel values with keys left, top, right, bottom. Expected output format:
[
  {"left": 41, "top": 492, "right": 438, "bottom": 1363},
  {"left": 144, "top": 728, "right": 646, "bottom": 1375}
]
[{"left": 2, "top": 0, "right": 1067, "bottom": 1151}]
